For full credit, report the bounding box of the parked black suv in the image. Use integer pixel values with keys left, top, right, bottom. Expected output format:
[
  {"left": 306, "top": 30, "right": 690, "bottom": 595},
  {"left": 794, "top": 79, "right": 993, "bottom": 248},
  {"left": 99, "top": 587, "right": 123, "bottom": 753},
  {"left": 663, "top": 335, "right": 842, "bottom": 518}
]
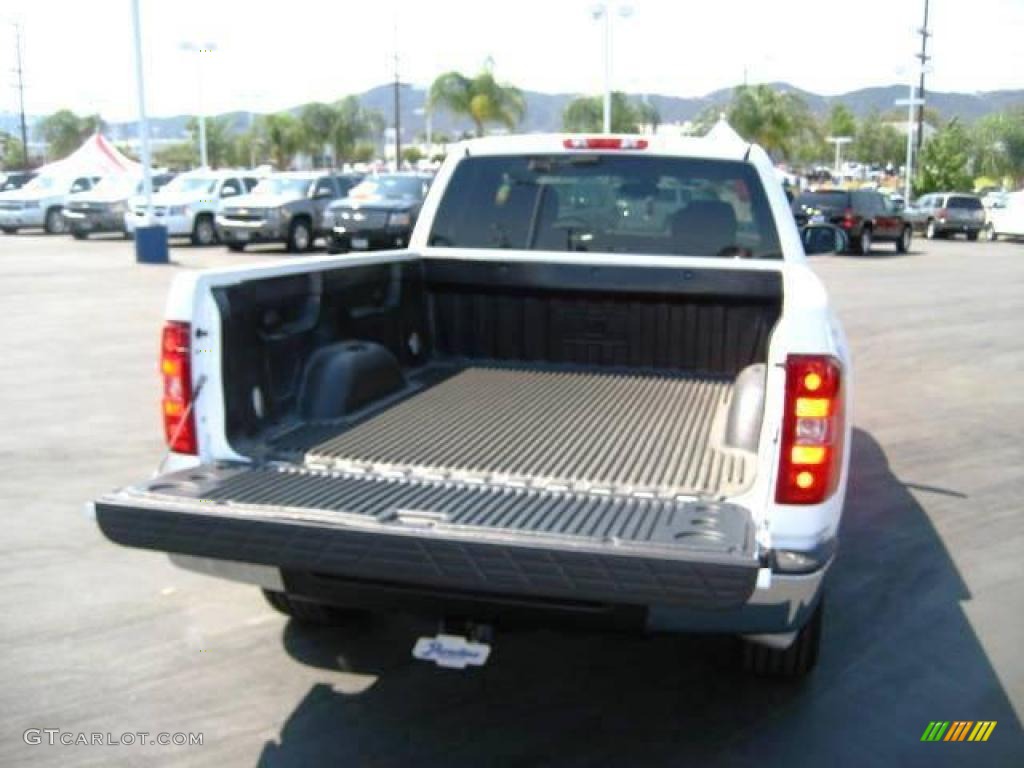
[
  {"left": 792, "top": 188, "right": 911, "bottom": 255},
  {"left": 324, "top": 173, "right": 432, "bottom": 254}
]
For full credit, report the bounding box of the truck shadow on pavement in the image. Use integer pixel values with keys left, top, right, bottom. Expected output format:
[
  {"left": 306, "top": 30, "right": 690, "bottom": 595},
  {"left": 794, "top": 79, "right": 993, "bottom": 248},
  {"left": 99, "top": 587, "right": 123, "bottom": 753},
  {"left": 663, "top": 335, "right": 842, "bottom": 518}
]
[{"left": 257, "top": 429, "right": 1022, "bottom": 767}]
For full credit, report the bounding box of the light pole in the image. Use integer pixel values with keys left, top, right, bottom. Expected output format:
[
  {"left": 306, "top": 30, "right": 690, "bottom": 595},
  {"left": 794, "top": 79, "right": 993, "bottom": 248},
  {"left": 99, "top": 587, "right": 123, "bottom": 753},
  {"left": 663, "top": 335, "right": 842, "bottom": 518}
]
[
  {"left": 827, "top": 136, "right": 853, "bottom": 177},
  {"left": 590, "top": 3, "right": 632, "bottom": 134},
  {"left": 131, "top": 0, "right": 167, "bottom": 263},
  {"left": 895, "top": 86, "right": 925, "bottom": 203},
  {"left": 180, "top": 40, "right": 217, "bottom": 168}
]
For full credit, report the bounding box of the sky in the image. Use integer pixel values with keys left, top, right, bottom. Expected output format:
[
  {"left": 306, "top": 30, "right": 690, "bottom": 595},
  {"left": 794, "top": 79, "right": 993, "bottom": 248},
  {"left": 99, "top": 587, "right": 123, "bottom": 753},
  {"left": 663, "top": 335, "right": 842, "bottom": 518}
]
[{"left": 2, "top": 0, "right": 1023, "bottom": 122}]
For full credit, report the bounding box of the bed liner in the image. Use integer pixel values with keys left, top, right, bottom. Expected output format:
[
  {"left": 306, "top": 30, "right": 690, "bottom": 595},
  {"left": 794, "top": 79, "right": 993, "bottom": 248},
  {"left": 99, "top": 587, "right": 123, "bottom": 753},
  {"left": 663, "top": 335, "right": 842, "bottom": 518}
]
[{"left": 265, "top": 362, "right": 756, "bottom": 499}]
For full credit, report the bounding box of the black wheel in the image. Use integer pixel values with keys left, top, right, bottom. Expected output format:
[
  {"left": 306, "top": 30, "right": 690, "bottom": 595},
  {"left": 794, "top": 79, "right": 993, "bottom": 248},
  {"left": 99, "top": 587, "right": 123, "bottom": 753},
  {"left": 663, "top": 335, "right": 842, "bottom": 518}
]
[
  {"left": 71, "top": 229, "right": 88, "bottom": 240},
  {"left": 1, "top": 226, "right": 17, "bottom": 235},
  {"left": 262, "top": 589, "right": 361, "bottom": 625},
  {"left": 966, "top": 230, "right": 979, "bottom": 242},
  {"left": 191, "top": 214, "right": 217, "bottom": 246},
  {"left": 741, "top": 599, "right": 823, "bottom": 678},
  {"left": 44, "top": 207, "right": 67, "bottom": 235},
  {"left": 287, "top": 218, "right": 313, "bottom": 253},
  {"left": 226, "top": 242, "right": 246, "bottom": 252},
  {"left": 896, "top": 226, "right": 911, "bottom": 253},
  {"left": 857, "top": 227, "right": 872, "bottom": 255},
  {"left": 925, "top": 219, "right": 938, "bottom": 240}
]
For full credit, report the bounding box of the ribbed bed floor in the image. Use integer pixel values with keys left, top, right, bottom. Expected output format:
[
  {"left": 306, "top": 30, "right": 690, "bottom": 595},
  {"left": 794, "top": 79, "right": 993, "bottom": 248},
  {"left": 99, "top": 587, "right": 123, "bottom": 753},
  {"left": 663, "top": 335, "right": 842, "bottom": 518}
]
[{"left": 270, "top": 365, "right": 755, "bottom": 498}]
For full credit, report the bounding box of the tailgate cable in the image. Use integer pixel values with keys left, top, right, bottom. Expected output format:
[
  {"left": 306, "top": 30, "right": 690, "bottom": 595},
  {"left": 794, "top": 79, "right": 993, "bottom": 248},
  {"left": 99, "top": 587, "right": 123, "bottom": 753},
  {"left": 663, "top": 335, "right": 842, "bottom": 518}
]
[{"left": 156, "top": 374, "right": 207, "bottom": 476}]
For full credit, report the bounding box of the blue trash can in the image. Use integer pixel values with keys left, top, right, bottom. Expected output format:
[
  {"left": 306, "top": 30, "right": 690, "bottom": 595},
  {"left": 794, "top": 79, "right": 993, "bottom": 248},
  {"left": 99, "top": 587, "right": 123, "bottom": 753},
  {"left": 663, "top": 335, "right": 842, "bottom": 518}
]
[{"left": 135, "top": 225, "right": 169, "bottom": 264}]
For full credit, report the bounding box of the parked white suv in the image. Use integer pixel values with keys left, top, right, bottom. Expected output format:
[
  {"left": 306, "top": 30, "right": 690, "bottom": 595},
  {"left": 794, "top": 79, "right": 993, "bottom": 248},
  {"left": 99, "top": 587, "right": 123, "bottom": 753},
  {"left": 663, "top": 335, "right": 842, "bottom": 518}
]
[
  {"left": 124, "top": 170, "right": 260, "bottom": 246},
  {"left": 983, "top": 190, "right": 1024, "bottom": 241},
  {"left": 0, "top": 174, "right": 100, "bottom": 234}
]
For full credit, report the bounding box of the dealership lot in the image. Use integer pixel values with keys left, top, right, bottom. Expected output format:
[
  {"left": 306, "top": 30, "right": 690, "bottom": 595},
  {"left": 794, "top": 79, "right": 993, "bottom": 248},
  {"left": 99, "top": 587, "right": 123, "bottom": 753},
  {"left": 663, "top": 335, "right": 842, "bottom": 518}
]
[{"left": 1, "top": 234, "right": 1022, "bottom": 766}]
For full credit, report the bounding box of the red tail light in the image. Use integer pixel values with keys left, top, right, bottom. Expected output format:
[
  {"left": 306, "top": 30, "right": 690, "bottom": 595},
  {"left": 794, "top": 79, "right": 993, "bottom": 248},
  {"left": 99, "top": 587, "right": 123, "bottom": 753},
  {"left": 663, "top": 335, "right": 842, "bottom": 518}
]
[
  {"left": 563, "top": 137, "right": 648, "bottom": 150},
  {"left": 776, "top": 355, "right": 844, "bottom": 505},
  {"left": 840, "top": 208, "right": 856, "bottom": 229},
  {"left": 161, "top": 321, "right": 197, "bottom": 455}
]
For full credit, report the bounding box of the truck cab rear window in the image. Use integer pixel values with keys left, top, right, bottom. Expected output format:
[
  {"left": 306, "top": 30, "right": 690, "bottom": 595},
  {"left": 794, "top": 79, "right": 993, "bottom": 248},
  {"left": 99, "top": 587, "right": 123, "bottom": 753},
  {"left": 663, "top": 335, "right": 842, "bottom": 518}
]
[{"left": 428, "top": 155, "right": 782, "bottom": 259}]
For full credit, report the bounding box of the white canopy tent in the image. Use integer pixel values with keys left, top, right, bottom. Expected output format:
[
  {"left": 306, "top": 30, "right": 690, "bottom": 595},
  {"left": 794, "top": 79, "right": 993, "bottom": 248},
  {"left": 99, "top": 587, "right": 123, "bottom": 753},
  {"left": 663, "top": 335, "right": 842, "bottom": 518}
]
[{"left": 36, "top": 134, "right": 141, "bottom": 178}]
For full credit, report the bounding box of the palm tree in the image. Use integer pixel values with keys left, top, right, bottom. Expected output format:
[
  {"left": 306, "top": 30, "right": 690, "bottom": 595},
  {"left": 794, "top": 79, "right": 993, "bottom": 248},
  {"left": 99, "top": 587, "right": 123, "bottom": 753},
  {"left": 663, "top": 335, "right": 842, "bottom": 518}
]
[
  {"left": 330, "top": 96, "right": 384, "bottom": 164},
  {"left": 562, "top": 92, "right": 656, "bottom": 133},
  {"left": 255, "top": 113, "right": 302, "bottom": 170},
  {"left": 429, "top": 67, "right": 525, "bottom": 137},
  {"left": 726, "top": 84, "right": 816, "bottom": 160}
]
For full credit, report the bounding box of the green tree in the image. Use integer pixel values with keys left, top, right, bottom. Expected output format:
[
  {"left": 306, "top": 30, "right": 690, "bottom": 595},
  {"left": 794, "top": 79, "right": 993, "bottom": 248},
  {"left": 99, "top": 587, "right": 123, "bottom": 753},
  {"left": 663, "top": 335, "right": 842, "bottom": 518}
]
[
  {"left": 185, "top": 116, "right": 238, "bottom": 167},
  {"left": 402, "top": 146, "right": 423, "bottom": 165},
  {"left": 254, "top": 113, "right": 302, "bottom": 170},
  {"left": 429, "top": 66, "right": 525, "bottom": 137},
  {"left": 562, "top": 92, "right": 653, "bottom": 133},
  {"left": 330, "top": 96, "right": 384, "bottom": 164},
  {"left": 153, "top": 141, "right": 198, "bottom": 170},
  {"left": 1, "top": 131, "right": 27, "bottom": 169},
  {"left": 916, "top": 118, "right": 973, "bottom": 194},
  {"left": 970, "top": 108, "right": 1024, "bottom": 185},
  {"left": 38, "top": 110, "right": 105, "bottom": 160},
  {"left": 299, "top": 102, "right": 337, "bottom": 161},
  {"left": 852, "top": 111, "right": 905, "bottom": 167},
  {"left": 351, "top": 143, "right": 376, "bottom": 163},
  {"left": 725, "top": 85, "right": 817, "bottom": 160},
  {"left": 827, "top": 103, "right": 857, "bottom": 138}
]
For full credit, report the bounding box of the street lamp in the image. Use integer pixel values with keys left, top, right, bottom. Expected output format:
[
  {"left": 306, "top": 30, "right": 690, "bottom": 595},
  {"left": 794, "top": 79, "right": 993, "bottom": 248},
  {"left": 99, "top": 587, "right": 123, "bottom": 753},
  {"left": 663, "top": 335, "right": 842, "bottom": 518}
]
[
  {"left": 179, "top": 40, "right": 217, "bottom": 168},
  {"left": 827, "top": 136, "right": 853, "bottom": 177},
  {"left": 895, "top": 64, "right": 931, "bottom": 203},
  {"left": 590, "top": 3, "right": 633, "bottom": 134}
]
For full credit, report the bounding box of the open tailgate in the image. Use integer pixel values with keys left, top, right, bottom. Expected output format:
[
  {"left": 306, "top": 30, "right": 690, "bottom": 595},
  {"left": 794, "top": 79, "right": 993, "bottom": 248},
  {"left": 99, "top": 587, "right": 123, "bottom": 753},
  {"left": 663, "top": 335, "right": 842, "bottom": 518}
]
[{"left": 95, "top": 464, "right": 761, "bottom": 609}]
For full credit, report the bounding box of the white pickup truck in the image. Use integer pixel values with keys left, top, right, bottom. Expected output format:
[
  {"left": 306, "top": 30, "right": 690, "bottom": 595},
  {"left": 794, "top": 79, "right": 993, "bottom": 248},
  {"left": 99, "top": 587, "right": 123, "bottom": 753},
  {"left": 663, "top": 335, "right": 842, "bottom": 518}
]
[
  {"left": 0, "top": 173, "right": 100, "bottom": 234},
  {"left": 94, "top": 134, "right": 851, "bottom": 677}
]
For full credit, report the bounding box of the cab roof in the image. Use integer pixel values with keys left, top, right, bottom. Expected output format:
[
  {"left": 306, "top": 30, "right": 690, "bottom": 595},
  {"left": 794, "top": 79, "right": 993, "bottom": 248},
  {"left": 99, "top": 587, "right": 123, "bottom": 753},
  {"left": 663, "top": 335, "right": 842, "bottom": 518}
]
[{"left": 456, "top": 133, "right": 752, "bottom": 161}]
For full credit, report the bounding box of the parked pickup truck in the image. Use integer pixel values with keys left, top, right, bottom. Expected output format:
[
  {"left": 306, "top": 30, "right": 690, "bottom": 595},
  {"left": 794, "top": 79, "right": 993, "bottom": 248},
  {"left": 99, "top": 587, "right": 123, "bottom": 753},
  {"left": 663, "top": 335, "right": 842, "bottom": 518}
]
[
  {"left": 94, "top": 134, "right": 852, "bottom": 678},
  {"left": 125, "top": 170, "right": 260, "bottom": 246},
  {"left": 64, "top": 173, "right": 175, "bottom": 239},
  {"left": 216, "top": 172, "right": 361, "bottom": 253},
  {"left": 0, "top": 173, "right": 100, "bottom": 234}
]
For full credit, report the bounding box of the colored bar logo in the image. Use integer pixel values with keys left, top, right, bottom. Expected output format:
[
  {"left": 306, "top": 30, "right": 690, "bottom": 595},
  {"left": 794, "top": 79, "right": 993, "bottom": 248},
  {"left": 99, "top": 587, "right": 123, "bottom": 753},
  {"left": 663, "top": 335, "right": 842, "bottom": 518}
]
[{"left": 921, "top": 721, "right": 997, "bottom": 742}]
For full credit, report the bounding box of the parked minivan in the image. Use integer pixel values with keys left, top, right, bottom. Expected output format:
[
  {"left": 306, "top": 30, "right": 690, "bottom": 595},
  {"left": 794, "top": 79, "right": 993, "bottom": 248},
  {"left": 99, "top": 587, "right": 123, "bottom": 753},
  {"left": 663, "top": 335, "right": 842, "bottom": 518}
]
[{"left": 905, "top": 193, "right": 985, "bottom": 240}]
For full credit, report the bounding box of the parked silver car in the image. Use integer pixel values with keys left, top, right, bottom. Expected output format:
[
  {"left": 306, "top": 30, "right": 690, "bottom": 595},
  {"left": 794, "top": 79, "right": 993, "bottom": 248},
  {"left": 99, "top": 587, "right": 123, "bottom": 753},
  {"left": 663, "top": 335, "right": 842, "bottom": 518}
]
[{"left": 904, "top": 193, "right": 985, "bottom": 240}]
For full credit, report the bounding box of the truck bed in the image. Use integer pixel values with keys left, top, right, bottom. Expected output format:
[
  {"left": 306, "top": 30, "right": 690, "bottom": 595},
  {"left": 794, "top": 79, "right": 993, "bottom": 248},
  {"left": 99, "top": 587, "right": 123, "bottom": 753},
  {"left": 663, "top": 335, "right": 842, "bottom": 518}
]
[{"left": 264, "top": 362, "right": 755, "bottom": 499}]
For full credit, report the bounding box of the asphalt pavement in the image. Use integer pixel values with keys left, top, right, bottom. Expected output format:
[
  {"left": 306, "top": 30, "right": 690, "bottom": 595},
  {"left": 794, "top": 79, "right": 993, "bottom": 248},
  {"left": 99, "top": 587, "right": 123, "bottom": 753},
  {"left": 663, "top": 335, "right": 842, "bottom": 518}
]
[{"left": 0, "top": 232, "right": 1021, "bottom": 767}]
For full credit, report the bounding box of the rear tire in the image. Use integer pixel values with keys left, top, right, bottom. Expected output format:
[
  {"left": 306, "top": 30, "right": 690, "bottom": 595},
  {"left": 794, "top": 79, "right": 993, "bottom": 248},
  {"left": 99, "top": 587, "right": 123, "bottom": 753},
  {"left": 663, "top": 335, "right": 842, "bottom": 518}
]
[
  {"left": 71, "top": 229, "right": 88, "bottom": 240},
  {"left": 226, "top": 242, "right": 246, "bottom": 252},
  {"left": 287, "top": 218, "right": 312, "bottom": 253},
  {"left": 262, "top": 589, "right": 361, "bottom": 625},
  {"left": 741, "top": 599, "right": 823, "bottom": 678},
  {"left": 896, "top": 225, "right": 911, "bottom": 253},
  {"left": 1, "top": 226, "right": 17, "bottom": 235},
  {"left": 925, "top": 219, "right": 938, "bottom": 240},
  {"left": 858, "top": 227, "right": 872, "bottom": 255},
  {"left": 966, "top": 230, "right": 979, "bottom": 242},
  {"left": 191, "top": 214, "right": 217, "bottom": 246},
  {"left": 44, "top": 207, "right": 67, "bottom": 235}
]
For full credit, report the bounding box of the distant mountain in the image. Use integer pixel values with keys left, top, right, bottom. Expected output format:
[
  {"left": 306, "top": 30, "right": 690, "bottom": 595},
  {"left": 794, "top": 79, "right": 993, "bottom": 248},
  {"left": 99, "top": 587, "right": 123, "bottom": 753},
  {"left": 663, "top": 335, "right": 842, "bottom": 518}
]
[{"left": 4, "top": 82, "right": 1022, "bottom": 144}]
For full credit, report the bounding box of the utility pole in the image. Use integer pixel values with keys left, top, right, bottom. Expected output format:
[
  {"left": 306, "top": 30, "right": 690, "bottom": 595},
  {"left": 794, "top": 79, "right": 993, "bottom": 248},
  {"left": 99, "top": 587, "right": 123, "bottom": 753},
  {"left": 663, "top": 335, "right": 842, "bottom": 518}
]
[
  {"left": 915, "top": 0, "right": 931, "bottom": 152},
  {"left": 12, "top": 22, "right": 29, "bottom": 168}
]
